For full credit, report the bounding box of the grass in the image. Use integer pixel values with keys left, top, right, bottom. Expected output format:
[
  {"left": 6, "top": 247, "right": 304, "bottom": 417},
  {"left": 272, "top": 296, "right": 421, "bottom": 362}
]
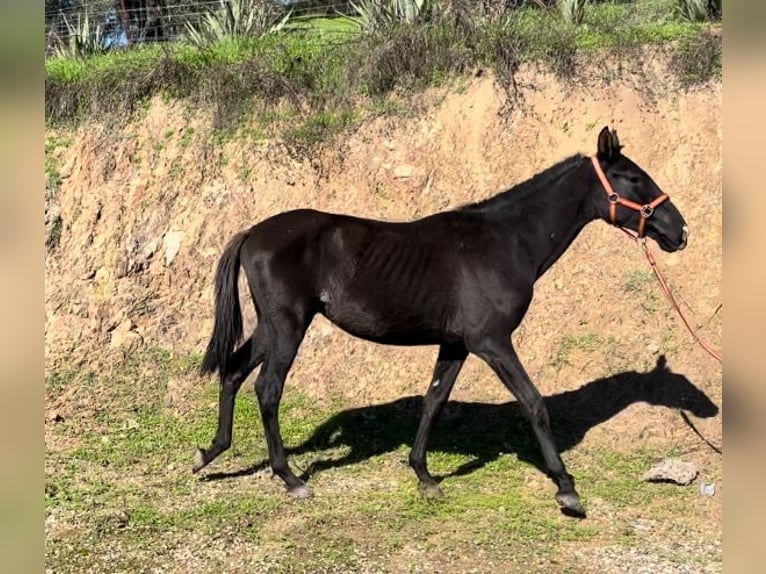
[
  {"left": 553, "top": 333, "right": 606, "bottom": 368},
  {"left": 45, "top": 133, "right": 70, "bottom": 199},
  {"left": 623, "top": 269, "right": 664, "bottom": 315},
  {"left": 45, "top": 344, "right": 720, "bottom": 573},
  {"left": 45, "top": 1, "right": 722, "bottom": 145},
  {"left": 45, "top": 133, "right": 70, "bottom": 251}
]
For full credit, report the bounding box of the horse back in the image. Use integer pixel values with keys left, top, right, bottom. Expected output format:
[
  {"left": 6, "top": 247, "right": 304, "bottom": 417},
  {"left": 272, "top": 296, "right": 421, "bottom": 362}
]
[{"left": 242, "top": 209, "right": 468, "bottom": 344}]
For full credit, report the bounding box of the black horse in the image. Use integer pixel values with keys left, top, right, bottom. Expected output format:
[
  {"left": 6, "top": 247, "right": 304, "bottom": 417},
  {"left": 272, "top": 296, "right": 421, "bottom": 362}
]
[{"left": 194, "top": 127, "right": 689, "bottom": 517}]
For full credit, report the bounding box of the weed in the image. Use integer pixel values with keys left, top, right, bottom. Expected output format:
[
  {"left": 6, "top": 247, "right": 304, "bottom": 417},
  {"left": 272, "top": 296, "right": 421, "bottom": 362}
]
[
  {"left": 50, "top": 12, "right": 108, "bottom": 60},
  {"left": 180, "top": 126, "right": 195, "bottom": 149},
  {"left": 45, "top": 134, "right": 69, "bottom": 200},
  {"left": 284, "top": 109, "right": 358, "bottom": 148},
  {"left": 46, "top": 218, "right": 63, "bottom": 251},
  {"left": 623, "top": 269, "right": 664, "bottom": 314},
  {"left": 624, "top": 269, "right": 655, "bottom": 293},
  {"left": 553, "top": 332, "right": 602, "bottom": 367},
  {"left": 670, "top": 27, "right": 721, "bottom": 87}
]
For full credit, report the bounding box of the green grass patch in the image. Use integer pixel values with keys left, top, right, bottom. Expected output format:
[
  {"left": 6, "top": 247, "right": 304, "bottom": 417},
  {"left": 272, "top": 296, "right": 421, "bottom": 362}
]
[
  {"left": 623, "top": 269, "right": 664, "bottom": 315},
  {"left": 573, "top": 447, "right": 693, "bottom": 509},
  {"left": 553, "top": 332, "right": 607, "bottom": 368},
  {"left": 46, "top": 344, "right": 719, "bottom": 572},
  {"left": 45, "top": 1, "right": 721, "bottom": 138}
]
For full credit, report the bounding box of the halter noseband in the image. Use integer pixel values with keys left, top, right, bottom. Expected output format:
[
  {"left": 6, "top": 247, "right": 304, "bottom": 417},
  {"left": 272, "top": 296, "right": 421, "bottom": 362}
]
[{"left": 590, "top": 155, "right": 669, "bottom": 238}]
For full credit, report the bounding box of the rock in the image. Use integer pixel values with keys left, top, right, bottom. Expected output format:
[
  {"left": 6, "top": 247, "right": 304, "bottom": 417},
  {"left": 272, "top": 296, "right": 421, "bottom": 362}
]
[
  {"left": 109, "top": 318, "right": 142, "bottom": 351},
  {"left": 393, "top": 165, "right": 414, "bottom": 178},
  {"left": 123, "top": 418, "right": 140, "bottom": 431},
  {"left": 104, "top": 309, "right": 127, "bottom": 333},
  {"left": 114, "top": 254, "right": 129, "bottom": 278},
  {"left": 143, "top": 239, "right": 159, "bottom": 260},
  {"left": 699, "top": 481, "right": 716, "bottom": 496},
  {"left": 642, "top": 458, "right": 698, "bottom": 485},
  {"left": 163, "top": 230, "right": 183, "bottom": 266}
]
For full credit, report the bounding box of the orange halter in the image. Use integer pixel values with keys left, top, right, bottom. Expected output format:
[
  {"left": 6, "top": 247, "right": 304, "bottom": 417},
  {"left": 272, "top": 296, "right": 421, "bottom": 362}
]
[{"left": 590, "top": 155, "right": 669, "bottom": 238}]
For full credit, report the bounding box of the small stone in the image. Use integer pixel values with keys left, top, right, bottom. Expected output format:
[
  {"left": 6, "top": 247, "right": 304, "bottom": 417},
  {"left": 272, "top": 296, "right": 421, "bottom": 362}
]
[
  {"left": 163, "top": 230, "right": 183, "bottom": 266},
  {"left": 393, "top": 165, "right": 414, "bottom": 178},
  {"left": 643, "top": 458, "right": 698, "bottom": 485},
  {"left": 699, "top": 481, "right": 716, "bottom": 496},
  {"left": 114, "top": 254, "right": 129, "bottom": 278},
  {"left": 109, "top": 318, "right": 142, "bottom": 351},
  {"left": 143, "top": 239, "right": 159, "bottom": 259},
  {"left": 123, "top": 418, "right": 140, "bottom": 431}
]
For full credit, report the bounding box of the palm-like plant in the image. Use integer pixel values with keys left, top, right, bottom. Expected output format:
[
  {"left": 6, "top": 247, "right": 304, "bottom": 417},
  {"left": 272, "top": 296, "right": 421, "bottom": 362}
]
[
  {"left": 558, "top": 0, "right": 588, "bottom": 26},
  {"left": 51, "top": 12, "right": 107, "bottom": 59},
  {"left": 675, "top": 0, "right": 709, "bottom": 22},
  {"left": 346, "top": 0, "right": 430, "bottom": 32},
  {"left": 185, "top": 0, "right": 292, "bottom": 47}
]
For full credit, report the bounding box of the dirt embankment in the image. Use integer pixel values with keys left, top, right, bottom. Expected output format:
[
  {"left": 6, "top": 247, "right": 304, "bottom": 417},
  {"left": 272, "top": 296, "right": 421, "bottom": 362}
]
[{"left": 45, "top": 60, "right": 722, "bottom": 449}]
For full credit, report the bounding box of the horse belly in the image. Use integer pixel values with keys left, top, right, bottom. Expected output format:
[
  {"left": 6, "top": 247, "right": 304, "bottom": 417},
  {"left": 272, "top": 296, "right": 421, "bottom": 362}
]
[{"left": 319, "top": 286, "right": 449, "bottom": 346}]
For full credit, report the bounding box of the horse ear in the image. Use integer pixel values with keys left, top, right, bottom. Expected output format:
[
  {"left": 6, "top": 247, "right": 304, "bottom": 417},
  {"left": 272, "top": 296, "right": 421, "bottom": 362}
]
[
  {"left": 611, "top": 128, "right": 622, "bottom": 152},
  {"left": 597, "top": 126, "right": 614, "bottom": 160}
]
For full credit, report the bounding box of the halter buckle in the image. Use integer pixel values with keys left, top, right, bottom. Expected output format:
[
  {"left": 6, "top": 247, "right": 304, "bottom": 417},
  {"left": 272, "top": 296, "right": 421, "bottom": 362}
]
[
  {"left": 640, "top": 205, "right": 654, "bottom": 218},
  {"left": 607, "top": 193, "right": 619, "bottom": 204}
]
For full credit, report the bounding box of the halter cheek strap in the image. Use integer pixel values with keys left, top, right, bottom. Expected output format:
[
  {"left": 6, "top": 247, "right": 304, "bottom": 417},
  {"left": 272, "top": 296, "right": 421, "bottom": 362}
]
[{"left": 590, "top": 155, "right": 669, "bottom": 238}]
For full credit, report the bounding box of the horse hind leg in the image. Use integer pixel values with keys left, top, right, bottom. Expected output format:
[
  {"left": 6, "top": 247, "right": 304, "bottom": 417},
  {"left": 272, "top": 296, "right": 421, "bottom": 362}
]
[
  {"left": 254, "top": 314, "right": 314, "bottom": 498},
  {"left": 193, "top": 331, "right": 265, "bottom": 473},
  {"left": 409, "top": 343, "right": 467, "bottom": 500}
]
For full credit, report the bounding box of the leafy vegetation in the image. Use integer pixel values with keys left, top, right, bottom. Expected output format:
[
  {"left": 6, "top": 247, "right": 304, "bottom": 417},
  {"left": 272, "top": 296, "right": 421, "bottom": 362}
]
[
  {"left": 559, "top": 0, "right": 589, "bottom": 26},
  {"left": 50, "top": 11, "right": 108, "bottom": 60},
  {"left": 184, "top": 0, "right": 293, "bottom": 48},
  {"left": 675, "top": 0, "right": 722, "bottom": 22},
  {"left": 45, "top": 0, "right": 722, "bottom": 142}
]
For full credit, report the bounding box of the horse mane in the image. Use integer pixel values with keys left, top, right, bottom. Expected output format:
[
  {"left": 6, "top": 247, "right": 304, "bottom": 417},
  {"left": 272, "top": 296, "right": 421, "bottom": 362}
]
[{"left": 457, "top": 153, "right": 585, "bottom": 213}]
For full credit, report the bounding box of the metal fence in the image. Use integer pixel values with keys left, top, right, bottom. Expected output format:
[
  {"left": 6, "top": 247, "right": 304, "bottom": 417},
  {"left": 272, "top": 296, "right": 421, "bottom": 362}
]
[
  {"left": 44, "top": 1, "right": 529, "bottom": 56},
  {"left": 44, "top": 0, "right": 361, "bottom": 55}
]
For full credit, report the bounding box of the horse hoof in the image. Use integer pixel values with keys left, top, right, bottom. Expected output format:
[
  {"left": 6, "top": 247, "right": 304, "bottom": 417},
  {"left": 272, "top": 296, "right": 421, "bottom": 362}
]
[
  {"left": 192, "top": 449, "right": 207, "bottom": 473},
  {"left": 287, "top": 484, "right": 314, "bottom": 499},
  {"left": 418, "top": 483, "right": 444, "bottom": 501},
  {"left": 556, "top": 491, "right": 585, "bottom": 518}
]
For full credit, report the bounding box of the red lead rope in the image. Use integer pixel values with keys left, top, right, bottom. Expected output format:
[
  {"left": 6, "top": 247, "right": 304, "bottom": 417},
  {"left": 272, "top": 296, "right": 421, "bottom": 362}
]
[{"left": 636, "top": 237, "right": 723, "bottom": 364}]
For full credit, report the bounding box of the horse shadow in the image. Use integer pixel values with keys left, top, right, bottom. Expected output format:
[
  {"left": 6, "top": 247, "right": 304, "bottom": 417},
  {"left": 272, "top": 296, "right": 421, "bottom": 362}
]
[{"left": 204, "top": 355, "right": 720, "bottom": 483}]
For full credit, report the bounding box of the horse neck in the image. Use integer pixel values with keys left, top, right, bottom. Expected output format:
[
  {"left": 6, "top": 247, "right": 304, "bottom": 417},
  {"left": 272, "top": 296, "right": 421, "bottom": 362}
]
[{"left": 493, "top": 159, "right": 600, "bottom": 279}]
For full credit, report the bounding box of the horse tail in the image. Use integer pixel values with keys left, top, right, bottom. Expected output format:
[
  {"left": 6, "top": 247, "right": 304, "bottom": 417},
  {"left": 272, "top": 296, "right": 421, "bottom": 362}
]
[{"left": 200, "top": 230, "right": 250, "bottom": 379}]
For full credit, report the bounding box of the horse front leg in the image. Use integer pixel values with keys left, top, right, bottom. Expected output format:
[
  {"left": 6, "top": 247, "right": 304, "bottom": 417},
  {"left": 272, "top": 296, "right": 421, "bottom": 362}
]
[{"left": 474, "top": 338, "right": 585, "bottom": 517}]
